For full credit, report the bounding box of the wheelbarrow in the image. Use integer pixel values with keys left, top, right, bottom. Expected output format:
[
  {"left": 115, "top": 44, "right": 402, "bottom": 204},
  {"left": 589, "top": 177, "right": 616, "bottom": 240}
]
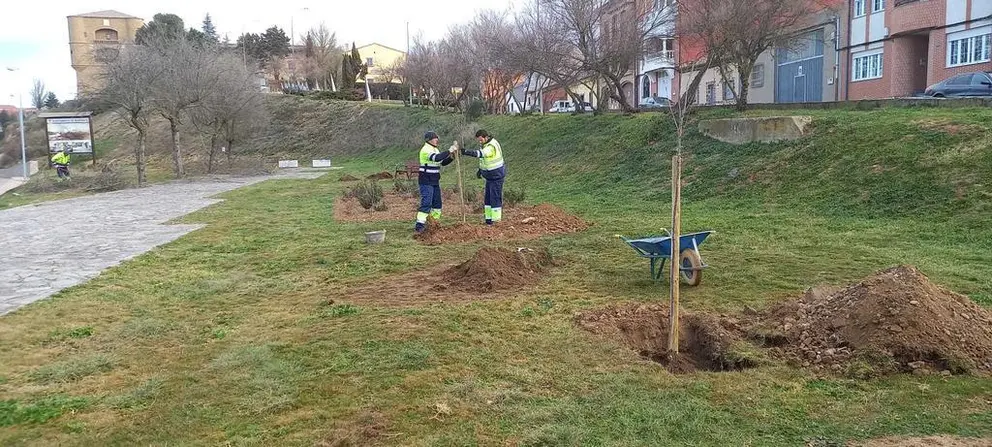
[{"left": 618, "top": 230, "right": 713, "bottom": 286}]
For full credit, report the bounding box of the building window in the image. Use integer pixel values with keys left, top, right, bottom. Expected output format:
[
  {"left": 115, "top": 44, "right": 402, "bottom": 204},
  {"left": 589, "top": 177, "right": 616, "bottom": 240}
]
[
  {"left": 95, "top": 28, "right": 119, "bottom": 42},
  {"left": 723, "top": 80, "right": 736, "bottom": 101},
  {"left": 854, "top": 0, "right": 866, "bottom": 17},
  {"left": 852, "top": 51, "right": 883, "bottom": 81},
  {"left": 705, "top": 82, "right": 716, "bottom": 105},
  {"left": 871, "top": 0, "right": 884, "bottom": 13},
  {"left": 751, "top": 64, "right": 765, "bottom": 88},
  {"left": 366, "top": 57, "right": 374, "bottom": 67},
  {"left": 948, "top": 33, "right": 991, "bottom": 67}
]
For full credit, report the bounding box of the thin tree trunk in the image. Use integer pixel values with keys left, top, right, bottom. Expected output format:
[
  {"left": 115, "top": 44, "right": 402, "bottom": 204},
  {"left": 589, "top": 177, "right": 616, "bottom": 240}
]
[
  {"left": 226, "top": 139, "right": 234, "bottom": 162},
  {"left": 135, "top": 128, "right": 147, "bottom": 186},
  {"left": 207, "top": 135, "right": 217, "bottom": 174},
  {"left": 169, "top": 119, "right": 184, "bottom": 178},
  {"left": 735, "top": 61, "right": 754, "bottom": 112},
  {"left": 668, "top": 153, "right": 683, "bottom": 354}
]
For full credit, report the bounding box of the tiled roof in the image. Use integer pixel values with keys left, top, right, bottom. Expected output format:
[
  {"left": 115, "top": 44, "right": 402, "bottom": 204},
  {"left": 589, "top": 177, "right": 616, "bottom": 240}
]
[{"left": 69, "top": 10, "right": 142, "bottom": 19}]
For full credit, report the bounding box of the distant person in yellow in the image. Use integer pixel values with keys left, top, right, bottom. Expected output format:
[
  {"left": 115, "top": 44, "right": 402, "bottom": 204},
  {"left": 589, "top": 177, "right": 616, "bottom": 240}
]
[
  {"left": 51, "top": 148, "right": 71, "bottom": 180},
  {"left": 459, "top": 129, "right": 505, "bottom": 225}
]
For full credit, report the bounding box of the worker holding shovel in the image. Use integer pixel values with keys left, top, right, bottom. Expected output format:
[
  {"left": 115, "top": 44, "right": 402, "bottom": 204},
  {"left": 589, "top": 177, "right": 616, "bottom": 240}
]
[
  {"left": 414, "top": 131, "right": 455, "bottom": 233},
  {"left": 460, "top": 129, "right": 506, "bottom": 225}
]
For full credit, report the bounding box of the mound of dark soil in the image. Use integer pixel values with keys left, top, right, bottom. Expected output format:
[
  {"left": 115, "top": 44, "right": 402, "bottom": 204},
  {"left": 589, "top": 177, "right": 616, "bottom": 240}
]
[
  {"left": 339, "top": 174, "right": 360, "bottom": 182},
  {"left": 752, "top": 265, "right": 992, "bottom": 376},
  {"left": 414, "top": 203, "right": 590, "bottom": 244},
  {"left": 439, "top": 247, "right": 554, "bottom": 293}
]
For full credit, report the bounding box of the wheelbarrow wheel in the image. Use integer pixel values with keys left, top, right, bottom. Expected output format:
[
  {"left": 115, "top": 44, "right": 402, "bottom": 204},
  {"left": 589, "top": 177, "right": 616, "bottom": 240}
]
[{"left": 679, "top": 250, "right": 702, "bottom": 286}]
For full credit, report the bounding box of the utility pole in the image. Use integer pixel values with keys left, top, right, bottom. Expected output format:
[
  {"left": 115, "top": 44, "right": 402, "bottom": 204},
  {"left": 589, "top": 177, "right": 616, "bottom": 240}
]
[
  {"left": 407, "top": 21, "right": 413, "bottom": 106},
  {"left": 16, "top": 93, "right": 26, "bottom": 178},
  {"left": 6, "top": 67, "right": 27, "bottom": 178}
]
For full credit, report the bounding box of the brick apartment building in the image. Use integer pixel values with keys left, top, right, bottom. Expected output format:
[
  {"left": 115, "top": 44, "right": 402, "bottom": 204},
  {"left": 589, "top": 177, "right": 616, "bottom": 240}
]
[{"left": 842, "top": 0, "right": 992, "bottom": 99}]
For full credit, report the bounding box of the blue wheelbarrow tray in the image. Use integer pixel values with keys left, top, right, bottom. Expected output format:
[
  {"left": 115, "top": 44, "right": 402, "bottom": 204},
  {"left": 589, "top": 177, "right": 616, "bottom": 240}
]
[{"left": 619, "top": 230, "right": 713, "bottom": 285}]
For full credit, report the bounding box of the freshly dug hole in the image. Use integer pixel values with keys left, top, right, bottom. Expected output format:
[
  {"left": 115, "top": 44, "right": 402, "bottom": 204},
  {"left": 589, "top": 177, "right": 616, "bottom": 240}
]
[{"left": 575, "top": 305, "right": 761, "bottom": 374}]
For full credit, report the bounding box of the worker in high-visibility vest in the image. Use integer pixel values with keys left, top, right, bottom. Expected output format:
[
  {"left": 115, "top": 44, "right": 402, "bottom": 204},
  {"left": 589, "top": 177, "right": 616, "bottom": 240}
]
[
  {"left": 51, "top": 148, "right": 71, "bottom": 180},
  {"left": 460, "top": 129, "right": 505, "bottom": 225},
  {"left": 415, "top": 131, "right": 455, "bottom": 233}
]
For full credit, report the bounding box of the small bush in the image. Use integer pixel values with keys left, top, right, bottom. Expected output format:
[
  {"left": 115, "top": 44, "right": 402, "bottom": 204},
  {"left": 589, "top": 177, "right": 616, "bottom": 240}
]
[
  {"left": 350, "top": 180, "right": 384, "bottom": 210},
  {"left": 504, "top": 186, "right": 526, "bottom": 207},
  {"left": 373, "top": 201, "right": 389, "bottom": 212}
]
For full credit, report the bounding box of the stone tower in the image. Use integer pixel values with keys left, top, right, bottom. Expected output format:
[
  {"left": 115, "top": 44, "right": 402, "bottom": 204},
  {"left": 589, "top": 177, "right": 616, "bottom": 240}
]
[{"left": 67, "top": 10, "right": 144, "bottom": 96}]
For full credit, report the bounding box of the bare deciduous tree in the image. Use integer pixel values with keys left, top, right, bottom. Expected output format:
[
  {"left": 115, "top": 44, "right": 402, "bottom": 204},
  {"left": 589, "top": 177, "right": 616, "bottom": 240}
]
[
  {"left": 507, "top": 1, "right": 589, "bottom": 112},
  {"left": 681, "top": 0, "right": 824, "bottom": 111},
  {"left": 98, "top": 46, "right": 165, "bottom": 185},
  {"left": 302, "top": 23, "right": 342, "bottom": 90},
  {"left": 30, "top": 79, "right": 47, "bottom": 110},
  {"left": 149, "top": 37, "right": 224, "bottom": 177},
  {"left": 191, "top": 53, "right": 264, "bottom": 173}
]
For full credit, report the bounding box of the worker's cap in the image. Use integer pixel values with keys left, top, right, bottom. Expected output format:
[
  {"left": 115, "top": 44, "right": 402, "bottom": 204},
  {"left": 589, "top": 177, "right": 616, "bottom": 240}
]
[
  {"left": 475, "top": 129, "right": 490, "bottom": 138},
  {"left": 424, "top": 131, "right": 439, "bottom": 141}
]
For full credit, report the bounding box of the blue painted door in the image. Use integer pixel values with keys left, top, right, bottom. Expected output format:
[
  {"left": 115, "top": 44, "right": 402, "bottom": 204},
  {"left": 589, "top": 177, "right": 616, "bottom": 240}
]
[{"left": 776, "top": 30, "right": 825, "bottom": 103}]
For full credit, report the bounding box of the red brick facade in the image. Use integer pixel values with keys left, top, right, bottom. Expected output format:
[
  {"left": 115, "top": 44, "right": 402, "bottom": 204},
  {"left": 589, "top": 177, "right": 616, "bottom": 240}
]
[{"left": 842, "top": 0, "right": 992, "bottom": 99}]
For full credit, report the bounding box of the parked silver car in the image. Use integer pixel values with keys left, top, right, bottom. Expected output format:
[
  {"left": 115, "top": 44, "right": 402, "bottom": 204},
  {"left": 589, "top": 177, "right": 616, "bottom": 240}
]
[{"left": 639, "top": 96, "right": 673, "bottom": 109}]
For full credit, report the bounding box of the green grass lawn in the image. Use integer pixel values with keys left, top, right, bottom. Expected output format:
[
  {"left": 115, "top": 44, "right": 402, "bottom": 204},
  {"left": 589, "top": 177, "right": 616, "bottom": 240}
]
[{"left": 1, "top": 106, "right": 991, "bottom": 445}]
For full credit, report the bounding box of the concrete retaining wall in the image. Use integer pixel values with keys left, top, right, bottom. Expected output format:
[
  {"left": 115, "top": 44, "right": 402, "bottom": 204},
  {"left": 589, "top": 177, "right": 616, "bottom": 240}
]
[{"left": 698, "top": 116, "right": 813, "bottom": 145}]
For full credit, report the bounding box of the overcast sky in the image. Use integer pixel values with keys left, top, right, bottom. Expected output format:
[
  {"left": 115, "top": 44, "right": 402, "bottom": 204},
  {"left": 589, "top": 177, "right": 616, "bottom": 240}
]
[{"left": 0, "top": 0, "right": 516, "bottom": 107}]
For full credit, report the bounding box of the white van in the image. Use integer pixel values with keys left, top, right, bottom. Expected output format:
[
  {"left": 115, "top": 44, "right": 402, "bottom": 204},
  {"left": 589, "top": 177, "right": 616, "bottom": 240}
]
[{"left": 548, "top": 100, "right": 574, "bottom": 113}]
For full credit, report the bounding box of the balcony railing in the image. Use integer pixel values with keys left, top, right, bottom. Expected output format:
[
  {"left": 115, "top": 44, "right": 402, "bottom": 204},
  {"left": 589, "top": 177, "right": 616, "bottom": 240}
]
[{"left": 646, "top": 50, "right": 675, "bottom": 61}]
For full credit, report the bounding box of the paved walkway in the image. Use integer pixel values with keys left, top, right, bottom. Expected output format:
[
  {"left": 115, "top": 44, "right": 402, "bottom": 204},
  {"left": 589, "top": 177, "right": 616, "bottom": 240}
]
[{"left": 0, "top": 171, "right": 325, "bottom": 316}]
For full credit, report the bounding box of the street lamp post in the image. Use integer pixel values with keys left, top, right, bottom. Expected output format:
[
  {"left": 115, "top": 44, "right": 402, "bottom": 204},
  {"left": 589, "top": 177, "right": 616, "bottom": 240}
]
[{"left": 6, "top": 67, "right": 28, "bottom": 179}]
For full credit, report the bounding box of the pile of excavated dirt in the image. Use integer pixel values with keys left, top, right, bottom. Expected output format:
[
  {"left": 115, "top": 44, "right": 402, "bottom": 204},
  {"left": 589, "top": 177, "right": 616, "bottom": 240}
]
[
  {"left": 576, "top": 266, "right": 992, "bottom": 377},
  {"left": 366, "top": 171, "right": 394, "bottom": 180},
  {"left": 439, "top": 247, "right": 554, "bottom": 293},
  {"left": 334, "top": 191, "right": 474, "bottom": 223},
  {"left": 575, "top": 305, "right": 756, "bottom": 374},
  {"left": 751, "top": 265, "right": 992, "bottom": 376},
  {"left": 329, "top": 246, "right": 557, "bottom": 307},
  {"left": 414, "top": 204, "right": 590, "bottom": 244},
  {"left": 339, "top": 174, "right": 360, "bottom": 182}
]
